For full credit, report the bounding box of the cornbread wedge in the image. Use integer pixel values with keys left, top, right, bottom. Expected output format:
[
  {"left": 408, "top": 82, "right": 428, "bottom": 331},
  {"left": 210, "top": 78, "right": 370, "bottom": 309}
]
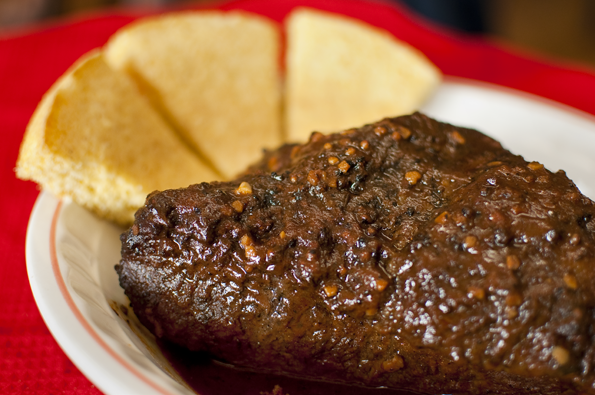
[
  {"left": 285, "top": 8, "right": 442, "bottom": 142},
  {"left": 16, "top": 51, "right": 216, "bottom": 226},
  {"left": 104, "top": 11, "right": 282, "bottom": 179}
]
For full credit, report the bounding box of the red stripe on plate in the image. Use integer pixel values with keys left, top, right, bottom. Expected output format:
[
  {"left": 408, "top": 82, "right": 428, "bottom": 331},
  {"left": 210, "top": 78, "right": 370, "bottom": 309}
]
[{"left": 49, "top": 200, "right": 178, "bottom": 395}]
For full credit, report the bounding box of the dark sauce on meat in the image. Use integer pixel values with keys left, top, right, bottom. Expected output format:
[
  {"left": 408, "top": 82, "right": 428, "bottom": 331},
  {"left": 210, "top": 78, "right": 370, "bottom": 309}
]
[{"left": 119, "top": 113, "right": 595, "bottom": 394}]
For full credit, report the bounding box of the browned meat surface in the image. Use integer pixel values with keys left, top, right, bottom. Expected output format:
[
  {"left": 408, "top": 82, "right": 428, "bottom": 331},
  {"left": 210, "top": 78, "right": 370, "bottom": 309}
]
[{"left": 117, "top": 113, "right": 595, "bottom": 394}]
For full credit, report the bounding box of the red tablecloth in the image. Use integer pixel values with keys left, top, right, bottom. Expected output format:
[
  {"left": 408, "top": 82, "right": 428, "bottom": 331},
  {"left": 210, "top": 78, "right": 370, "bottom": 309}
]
[{"left": 1, "top": 0, "right": 595, "bottom": 393}]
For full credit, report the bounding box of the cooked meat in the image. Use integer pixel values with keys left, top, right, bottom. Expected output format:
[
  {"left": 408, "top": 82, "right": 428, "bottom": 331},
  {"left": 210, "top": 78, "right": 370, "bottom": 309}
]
[{"left": 117, "top": 112, "right": 595, "bottom": 394}]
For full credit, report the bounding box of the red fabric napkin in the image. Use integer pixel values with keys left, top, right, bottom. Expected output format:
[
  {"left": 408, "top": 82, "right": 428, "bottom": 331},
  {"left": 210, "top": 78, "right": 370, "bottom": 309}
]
[{"left": 1, "top": 0, "right": 594, "bottom": 393}]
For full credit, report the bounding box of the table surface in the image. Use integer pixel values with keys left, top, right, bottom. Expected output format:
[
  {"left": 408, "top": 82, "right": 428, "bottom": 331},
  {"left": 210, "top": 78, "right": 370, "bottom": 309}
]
[{"left": 2, "top": 0, "right": 595, "bottom": 393}]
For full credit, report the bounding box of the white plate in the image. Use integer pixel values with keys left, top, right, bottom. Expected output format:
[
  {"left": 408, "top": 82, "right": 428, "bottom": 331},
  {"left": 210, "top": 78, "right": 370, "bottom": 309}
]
[{"left": 26, "top": 78, "right": 595, "bottom": 395}]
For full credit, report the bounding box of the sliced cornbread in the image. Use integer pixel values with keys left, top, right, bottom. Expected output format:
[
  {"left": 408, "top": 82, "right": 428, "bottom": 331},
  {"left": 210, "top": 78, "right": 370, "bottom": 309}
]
[
  {"left": 104, "top": 11, "right": 282, "bottom": 179},
  {"left": 284, "top": 8, "right": 442, "bottom": 142},
  {"left": 16, "top": 51, "right": 217, "bottom": 226}
]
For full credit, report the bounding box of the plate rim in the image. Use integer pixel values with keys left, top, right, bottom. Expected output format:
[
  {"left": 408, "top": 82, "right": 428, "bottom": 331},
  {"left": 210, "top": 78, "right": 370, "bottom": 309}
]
[
  {"left": 442, "top": 76, "right": 595, "bottom": 125},
  {"left": 26, "top": 193, "right": 182, "bottom": 395}
]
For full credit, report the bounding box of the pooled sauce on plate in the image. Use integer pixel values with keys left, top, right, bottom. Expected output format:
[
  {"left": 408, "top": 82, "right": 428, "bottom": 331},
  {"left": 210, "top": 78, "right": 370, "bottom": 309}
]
[{"left": 158, "top": 339, "right": 427, "bottom": 395}]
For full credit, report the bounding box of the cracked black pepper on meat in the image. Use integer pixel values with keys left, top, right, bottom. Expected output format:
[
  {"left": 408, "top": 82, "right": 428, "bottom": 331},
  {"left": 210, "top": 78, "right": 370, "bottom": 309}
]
[{"left": 117, "top": 112, "right": 595, "bottom": 394}]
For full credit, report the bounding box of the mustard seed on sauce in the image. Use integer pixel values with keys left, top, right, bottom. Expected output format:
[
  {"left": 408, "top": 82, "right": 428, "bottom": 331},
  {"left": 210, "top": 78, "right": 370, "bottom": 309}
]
[
  {"left": 506, "top": 292, "right": 522, "bottom": 306},
  {"left": 468, "top": 286, "right": 485, "bottom": 300},
  {"left": 307, "top": 170, "right": 319, "bottom": 186},
  {"left": 360, "top": 140, "right": 369, "bottom": 150},
  {"left": 235, "top": 182, "right": 253, "bottom": 195},
  {"left": 345, "top": 147, "right": 356, "bottom": 156},
  {"left": 434, "top": 211, "right": 449, "bottom": 224},
  {"left": 240, "top": 234, "right": 252, "bottom": 247},
  {"left": 231, "top": 200, "right": 244, "bottom": 213},
  {"left": 323, "top": 142, "right": 332, "bottom": 150},
  {"left": 552, "top": 346, "right": 570, "bottom": 366},
  {"left": 405, "top": 171, "right": 422, "bottom": 185},
  {"left": 451, "top": 131, "right": 466, "bottom": 144},
  {"left": 564, "top": 273, "right": 578, "bottom": 290},
  {"left": 338, "top": 161, "right": 351, "bottom": 173},
  {"left": 328, "top": 156, "right": 339, "bottom": 165},
  {"left": 382, "top": 356, "right": 404, "bottom": 372},
  {"left": 506, "top": 255, "right": 521, "bottom": 270},
  {"left": 240, "top": 235, "right": 257, "bottom": 259},
  {"left": 374, "top": 126, "right": 387, "bottom": 136},
  {"left": 398, "top": 126, "right": 411, "bottom": 139},
  {"left": 327, "top": 176, "right": 338, "bottom": 188},
  {"left": 376, "top": 279, "right": 389, "bottom": 292},
  {"left": 323, "top": 284, "right": 338, "bottom": 298},
  {"left": 528, "top": 161, "right": 544, "bottom": 171},
  {"left": 464, "top": 235, "right": 477, "bottom": 249}
]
